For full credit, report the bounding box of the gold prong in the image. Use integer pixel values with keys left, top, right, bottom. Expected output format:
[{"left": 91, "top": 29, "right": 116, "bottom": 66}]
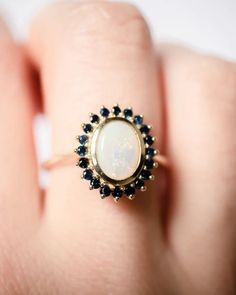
[
  {"left": 145, "top": 143, "right": 149, "bottom": 148},
  {"left": 152, "top": 136, "right": 157, "bottom": 142},
  {"left": 100, "top": 195, "right": 106, "bottom": 199},
  {"left": 154, "top": 162, "right": 159, "bottom": 168},
  {"left": 130, "top": 183, "right": 135, "bottom": 187},
  {"left": 89, "top": 185, "right": 93, "bottom": 190},
  {"left": 148, "top": 125, "right": 152, "bottom": 130},
  {"left": 149, "top": 175, "right": 155, "bottom": 180},
  {"left": 141, "top": 186, "right": 147, "bottom": 192},
  {"left": 114, "top": 197, "right": 120, "bottom": 203},
  {"left": 128, "top": 195, "right": 135, "bottom": 200},
  {"left": 76, "top": 161, "right": 80, "bottom": 166},
  {"left": 76, "top": 135, "right": 80, "bottom": 140},
  {"left": 74, "top": 148, "right": 78, "bottom": 153},
  {"left": 81, "top": 175, "right": 84, "bottom": 179}
]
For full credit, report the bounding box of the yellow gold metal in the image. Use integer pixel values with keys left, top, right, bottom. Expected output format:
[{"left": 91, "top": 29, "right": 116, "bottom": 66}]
[
  {"left": 149, "top": 175, "right": 155, "bottom": 181},
  {"left": 141, "top": 186, "right": 147, "bottom": 192},
  {"left": 153, "top": 162, "right": 159, "bottom": 168}
]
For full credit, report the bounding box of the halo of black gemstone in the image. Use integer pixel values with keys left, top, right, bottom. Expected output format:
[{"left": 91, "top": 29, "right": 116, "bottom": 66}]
[
  {"left": 100, "top": 107, "right": 110, "bottom": 117},
  {"left": 133, "top": 115, "right": 143, "bottom": 125},
  {"left": 75, "top": 146, "right": 87, "bottom": 156},
  {"left": 146, "top": 147, "right": 155, "bottom": 157},
  {"left": 124, "top": 185, "right": 135, "bottom": 197},
  {"left": 90, "top": 114, "right": 100, "bottom": 124},
  {"left": 135, "top": 179, "right": 145, "bottom": 189},
  {"left": 140, "top": 124, "right": 150, "bottom": 134},
  {"left": 83, "top": 123, "right": 93, "bottom": 134},
  {"left": 141, "top": 170, "right": 152, "bottom": 180},
  {"left": 90, "top": 177, "right": 100, "bottom": 189},
  {"left": 144, "top": 135, "right": 154, "bottom": 146},
  {"left": 100, "top": 185, "right": 111, "bottom": 197},
  {"left": 123, "top": 108, "right": 133, "bottom": 118},
  {"left": 78, "top": 134, "right": 88, "bottom": 145},
  {"left": 112, "top": 186, "right": 123, "bottom": 198},
  {"left": 145, "top": 159, "right": 154, "bottom": 169},
  {"left": 78, "top": 157, "right": 89, "bottom": 168},
  {"left": 83, "top": 169, "right": 93, "bottom": 180},
  {"left": 112, "top": 105, "right": 121, "bottom": 116}
]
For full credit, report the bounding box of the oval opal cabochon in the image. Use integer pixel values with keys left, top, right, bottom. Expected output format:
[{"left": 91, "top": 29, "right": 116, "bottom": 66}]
[{"left": 92, "top": 119, "right": 142, "bottom": 181}]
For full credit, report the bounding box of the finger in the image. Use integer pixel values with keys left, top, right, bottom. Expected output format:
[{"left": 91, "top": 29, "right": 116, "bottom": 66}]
[
  {"left": 160, "top": 45, "right": 236, "bottom": 292},
  {"left": 28, "top": 1, "right": 168, "bottom": 289},
  {"left": 0, "top": 19, "right": 41, "bottom": 240}
]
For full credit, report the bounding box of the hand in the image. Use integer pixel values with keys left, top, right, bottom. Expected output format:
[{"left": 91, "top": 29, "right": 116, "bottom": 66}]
[{"left": 0, "top": 2, "right": 235, "bottom": 294}]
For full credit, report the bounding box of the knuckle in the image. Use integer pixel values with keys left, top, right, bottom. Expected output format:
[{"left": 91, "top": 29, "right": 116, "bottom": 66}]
[
  {"left": 189, "top": 55, "right": 236, "bottom": 130},
  {"left": 189, "top": 55, "right": 236, "bottom": 96},
  {"left": 49, "top": 1, "right": 151, "bottom": 53}
]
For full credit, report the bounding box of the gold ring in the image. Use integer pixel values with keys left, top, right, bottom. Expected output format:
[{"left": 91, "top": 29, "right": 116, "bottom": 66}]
[{"left": 43, "top": 104, "right": 168, "bottom": 201}]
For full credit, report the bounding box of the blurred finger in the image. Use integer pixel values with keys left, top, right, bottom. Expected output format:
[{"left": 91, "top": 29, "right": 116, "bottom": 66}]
[
  {"left": 0, "top": 16, "right": 41, "bottom": 279},
  {"left": 159, "top": 44, "right": 236, "bottom": 292}
]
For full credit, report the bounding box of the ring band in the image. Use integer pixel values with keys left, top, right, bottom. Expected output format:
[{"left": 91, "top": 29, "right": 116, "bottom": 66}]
[{"left": 43, "top": 104, "right": 168, "bottom": 201}]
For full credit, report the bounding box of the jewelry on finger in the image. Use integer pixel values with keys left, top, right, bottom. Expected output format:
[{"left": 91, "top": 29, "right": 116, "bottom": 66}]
[{"left": 43, "top": 104, "right": 169, "bottom": 201}]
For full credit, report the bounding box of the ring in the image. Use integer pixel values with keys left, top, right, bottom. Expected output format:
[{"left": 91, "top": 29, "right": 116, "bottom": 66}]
[{"left": 43, "top": 104, "right": 168, "bottom": 201}]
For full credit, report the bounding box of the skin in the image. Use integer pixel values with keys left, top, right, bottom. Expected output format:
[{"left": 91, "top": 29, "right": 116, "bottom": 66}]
[{"left": 0, "top": 1, "right": 236, "bottom": 294}]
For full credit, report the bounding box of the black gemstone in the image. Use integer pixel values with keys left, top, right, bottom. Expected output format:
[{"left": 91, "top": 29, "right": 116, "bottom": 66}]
[
  {"left": 100, "top": 107, "right": 110, "bottom": 117},
  {"left": 100, "top": 185, "right": 111, "bottom": 197},
  {"left": 123, "top": 108, "right": 133, "bottom": 118},
  {"left": 134, "top": 115, "right": 143, "bottom": 125},
  {"left": 83, "top": 124, "right": 93, "bottom": 134},
  {"left": 145, "top": 159, "right": 154, "bottom": 169},
  {"left": 112, "top": 186, "right": 123, "bottom": 198},
  {"left": 112, "top": 105, "right": 121, "bottom": 116},
  {"left": 124, "top": 185, "right": 135, "bottom": 197},
  {"left": 90, "top": 177, "right": 100, "bottom": 189},
  {"left": 135, "top": 179, "right": 145, "bottom": 189},
  {"left": 79, "top": 134, "right": 88, "bottom": 145},
  {"left": 75, "top": 146, "right": 87, "bottom": 156},
  {"left": 144, "top": 135, "right": 154, "bottom": 146},
  {"left": 140, "top": 124, "right": 150, "bottom": 134},
  {"left": 83, "top": 169, "right": 93, "bottom": 180},
  {"left": 78, "top": 157, "right": 89, "bottom": 168},
  {"left": 141, "top": 170, "right": 152, "bottom": 180},
  {"left": 90, "top": 114, "right": 100, "bottom": 124},
  {"left": 146, "top": 147, "right": 155, "bottom": 157}
]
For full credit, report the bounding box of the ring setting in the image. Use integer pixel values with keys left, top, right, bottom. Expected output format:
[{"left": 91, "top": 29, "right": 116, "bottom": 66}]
[{"left": 75, "top": 104, "right": 159, "bottom": 201}]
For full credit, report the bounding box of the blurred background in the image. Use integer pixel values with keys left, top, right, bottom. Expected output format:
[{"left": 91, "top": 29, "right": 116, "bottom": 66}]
[
  {"left": 0, "top": 0, "right": 236, "bottom": 60},
  {"left": 1, "top": 0, "right": 235, "bottom": 185}
]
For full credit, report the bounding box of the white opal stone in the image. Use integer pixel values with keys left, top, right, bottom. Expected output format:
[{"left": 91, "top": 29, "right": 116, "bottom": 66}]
[{"left": 94, "top": 119, "right": 141, "bottom": 181}]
